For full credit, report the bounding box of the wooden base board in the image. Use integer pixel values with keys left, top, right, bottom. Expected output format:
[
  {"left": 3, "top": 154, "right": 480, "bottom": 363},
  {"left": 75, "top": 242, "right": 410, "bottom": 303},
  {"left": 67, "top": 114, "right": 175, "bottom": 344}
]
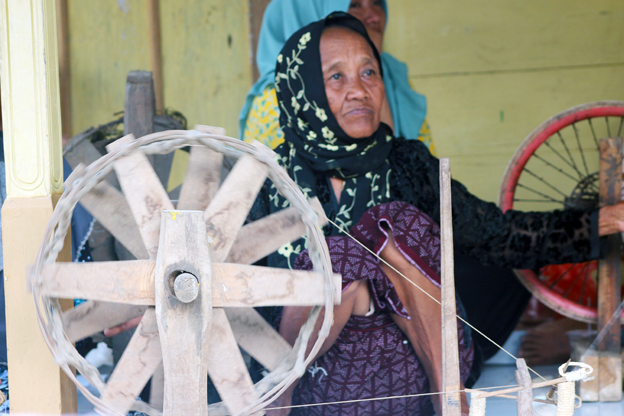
[
  {"left": 571, "top": 340, "right": 623, "bottom": 402},
  {"left": 2, "top": 197, "right": 76, "bottom": 413}
]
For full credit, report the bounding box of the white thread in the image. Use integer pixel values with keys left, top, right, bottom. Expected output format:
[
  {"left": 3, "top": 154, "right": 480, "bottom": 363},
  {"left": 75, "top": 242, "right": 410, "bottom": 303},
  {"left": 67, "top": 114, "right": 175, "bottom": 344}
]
[
  {"left": 308, "top": 364, "right": 328, "bottom": 382},
  {"left": 559, "top": 362, "right": 593, "bottom": 382},
  {"left": 555, "top": 381, "right": 575, "bottom": 416},
  {"left": 469, "top": 392, "right": 486, "bottom": 416}
]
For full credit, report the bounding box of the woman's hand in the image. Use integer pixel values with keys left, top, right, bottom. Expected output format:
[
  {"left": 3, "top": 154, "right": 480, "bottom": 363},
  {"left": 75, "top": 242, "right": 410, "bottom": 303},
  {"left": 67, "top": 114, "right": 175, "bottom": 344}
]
[{"left": 598, "top": 202, "right": 624, "bottom": 236}]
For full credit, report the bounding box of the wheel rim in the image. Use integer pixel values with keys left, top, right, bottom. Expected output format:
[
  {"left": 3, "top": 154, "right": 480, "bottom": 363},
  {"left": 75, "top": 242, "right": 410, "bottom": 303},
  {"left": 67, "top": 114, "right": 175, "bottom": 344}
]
[{"left": 499, "top": 101, "right": 624, "bottom": 323}]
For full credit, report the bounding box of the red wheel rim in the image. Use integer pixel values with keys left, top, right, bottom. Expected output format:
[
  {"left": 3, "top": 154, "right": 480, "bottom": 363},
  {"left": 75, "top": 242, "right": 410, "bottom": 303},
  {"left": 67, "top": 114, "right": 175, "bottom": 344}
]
[{"left": 499, "top": 102, "right": 624, "bottom": 323}]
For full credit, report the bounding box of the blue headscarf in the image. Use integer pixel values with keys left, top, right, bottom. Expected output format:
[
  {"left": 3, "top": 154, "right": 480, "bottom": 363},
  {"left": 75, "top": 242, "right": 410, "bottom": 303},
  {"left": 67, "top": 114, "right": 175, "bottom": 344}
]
[{"left": 239, "top": 0, "right": 427, "bottom": 141}]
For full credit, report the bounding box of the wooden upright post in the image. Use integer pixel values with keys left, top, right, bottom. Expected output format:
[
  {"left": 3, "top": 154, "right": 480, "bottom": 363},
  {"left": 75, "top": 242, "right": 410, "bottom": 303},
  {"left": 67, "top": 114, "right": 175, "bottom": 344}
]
[
  {"left": 440, "top": 158, "right": 461, "bottom": 416},
  {"left": 597, "top": 137, "right": 623, "bottom": 402},
  {"left": 0, "top": 0, "right": 76, "bottom": 412}
]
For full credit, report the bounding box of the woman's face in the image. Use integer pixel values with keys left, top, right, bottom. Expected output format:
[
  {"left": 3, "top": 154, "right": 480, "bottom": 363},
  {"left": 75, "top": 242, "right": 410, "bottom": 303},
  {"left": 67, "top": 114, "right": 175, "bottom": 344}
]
[
  {"left": 320, "top": 27, "right": 384, "bottom": 139},
  {"left": 347, "top": 0, "right": 386, "bottom": 52}
]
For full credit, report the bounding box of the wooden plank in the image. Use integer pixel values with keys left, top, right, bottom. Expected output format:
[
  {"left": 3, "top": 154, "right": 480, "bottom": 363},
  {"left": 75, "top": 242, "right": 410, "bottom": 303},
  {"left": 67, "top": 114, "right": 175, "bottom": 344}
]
[
  {"left": 207, "top": 308, "right": 261, "bottom": 415},
  {"left": 62, "top": 301, "right": 146, "bottom": 343},
  {"left": 204, "top": 142, "right": 271, "bottom": 262},
  {"left": 56, "top": 0, "right": 71, "bottom": 136},
  {"left": 40, "top": 261, "right": 338, "bottom": 308},
  {"left": 124, "top": 71, "right": 155, "bottom": 139},
  {"left": 149, "top": 364, "right": 164, "bottom": 411},
  {"left": 123, "top": 70, "right": 172, "bottom": 187},
  {"left": 213, "top": 263, "right": 341, "bottom": 307},
  {"left": 77, "top": 172, "right": 149, "bottom": 259},
  {"left": 226, "top": 198, "right": 327, "bottom": 265},
  {"left": 38, "top": 260, "right": 155, "bottom": 305},
  {"left": 147, "top": 0, "right": 163, "bottom": 113},
  {"left": 107, "top": 134, "right": 175, "bottom": 259},
  {"left": 155, "top": 211, "right": 212, "bottom": 416},
  {"left": 101, "top": 308, "right": 162, "bottom": 415},
  {"left": 385, "top": 1, "right": 624, "bottom": 76},
  {"left": 597, "top": 138, "right": 623, "bottom": 402},
  {"left": 515, "top": 359, "right": 533, "bottom": 416},
  {"left": 247, "top": 0, "right": 271, "bottom": 82},
  {"left": 439, "top": 158, "right": 461, "bottom": 416},
  {"left": 224, "top": 307, "right": 291, "bottom": 371},
  {"left": 176, "top": 126, "right": 225, "bottom": 211}
]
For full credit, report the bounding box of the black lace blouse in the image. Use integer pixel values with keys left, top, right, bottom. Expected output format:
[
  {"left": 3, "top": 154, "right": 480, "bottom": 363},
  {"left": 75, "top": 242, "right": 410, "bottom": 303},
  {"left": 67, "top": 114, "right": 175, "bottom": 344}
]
[{"left": 250, "top": 137, "right": 600, "bottom": 271}]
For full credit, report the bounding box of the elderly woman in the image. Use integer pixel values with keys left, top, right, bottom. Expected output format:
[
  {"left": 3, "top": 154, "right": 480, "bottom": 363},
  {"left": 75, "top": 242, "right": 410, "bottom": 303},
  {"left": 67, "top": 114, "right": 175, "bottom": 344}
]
[
  {"left": 240, "top": 0, "right": 433, "bottom": 152},
  {"left": 248, "top": 11, "right": 624, "bottom": 415},
  {"left": 242, "top": 0, "right": 542, "bottom": 366}
]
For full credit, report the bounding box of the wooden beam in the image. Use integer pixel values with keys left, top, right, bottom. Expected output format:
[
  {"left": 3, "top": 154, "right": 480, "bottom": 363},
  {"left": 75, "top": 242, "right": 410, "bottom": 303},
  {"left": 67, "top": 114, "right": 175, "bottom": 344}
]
[
  {"left": 439, "top": 158, "right": 461, "bottom": 416},
  {"left": 155, "top": 211, "right": 212, "bottom": 416},
  {"left": 0, "top": 0, "right": 76, "bottom": 412},
  {"left": 597, "top": 137, "right": 623, "bottom": 402},
  {"left": 515, "top": 359, "right": 533, "bottom": 416},
  {"left": 247, "top": 0, "right": 271, "bottom": 82},
  {"left": 147, "top": 0, "right": 163, "bottom": 113},
  {"left": 56, "top": 0, "right": 71, "bottom": 137}
]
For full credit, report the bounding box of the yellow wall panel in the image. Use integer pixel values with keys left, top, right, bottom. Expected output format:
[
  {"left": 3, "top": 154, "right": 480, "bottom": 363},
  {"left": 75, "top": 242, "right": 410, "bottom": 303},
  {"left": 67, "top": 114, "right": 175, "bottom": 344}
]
[
  {"left": 159, "top": 0, "right": 251, "bottom": 135},
  {"left": 417, "top": 65, "right": 624, "bottom": 203},
  {"left": 68, "top": 0, "right": 151, "bottom": 133},
  {"left": 385, "top": 0, "right": 624, "bottom": 76}
]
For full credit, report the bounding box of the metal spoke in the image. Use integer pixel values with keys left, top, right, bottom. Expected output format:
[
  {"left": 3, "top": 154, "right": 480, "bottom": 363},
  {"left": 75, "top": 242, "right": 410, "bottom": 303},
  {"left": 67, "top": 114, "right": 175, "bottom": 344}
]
[
  {"left": 515, "top": 183, "right": 562, "bottom": 204},
  {"left": 587, "top": 118, "right": 600, "bottom": 150},
  {"left": 563, "top": 262, "right": 589, "bottom": 299},
  {"left": 546, "top": 263, "right": 576, "bottom": 290},
  {"left": 557, "top": 130, "right": 584, "bottom": 178},
  {"left": 606, "top": 117, "right": 612, "bottom": 138},
  {"left": 542, "top": 140, "right": 584, "bottom": 181},
  {"left": 513, "top": 198, "right": 568, "bottom": 204},
  {"left": 530, "top": 153, "right": 580, "bottom": 183},
  {"left": 617, "top": 117, "right": 624, "bottom": 138},
  {"left": 521, "top": 168, "right": 569, "bottom": 198},
  {"left": 578, "top": 262, "right": 593, "bottom": 307},
  {"left": 571, "top": 123, "right": 590, "bottom": 177}
]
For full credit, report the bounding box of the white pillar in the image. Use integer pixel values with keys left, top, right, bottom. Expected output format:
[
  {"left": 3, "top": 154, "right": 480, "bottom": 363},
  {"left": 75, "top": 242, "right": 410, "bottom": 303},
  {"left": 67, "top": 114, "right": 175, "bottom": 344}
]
[{"left": 0, "top": 0, "right": 76, "bottom": 412}]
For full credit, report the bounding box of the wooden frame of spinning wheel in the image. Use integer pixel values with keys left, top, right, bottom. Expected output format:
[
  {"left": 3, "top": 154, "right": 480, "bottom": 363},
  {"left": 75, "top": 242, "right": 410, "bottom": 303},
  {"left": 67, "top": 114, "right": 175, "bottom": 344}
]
[{"left": 29, "top": 129, "right": 341, "bottom": 416}]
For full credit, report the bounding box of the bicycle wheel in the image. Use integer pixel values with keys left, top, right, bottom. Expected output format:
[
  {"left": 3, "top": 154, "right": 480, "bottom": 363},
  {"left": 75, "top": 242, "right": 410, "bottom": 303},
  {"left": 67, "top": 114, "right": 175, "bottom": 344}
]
[{"left": 499, "top": 101, "right": 624, "bottom": 323}]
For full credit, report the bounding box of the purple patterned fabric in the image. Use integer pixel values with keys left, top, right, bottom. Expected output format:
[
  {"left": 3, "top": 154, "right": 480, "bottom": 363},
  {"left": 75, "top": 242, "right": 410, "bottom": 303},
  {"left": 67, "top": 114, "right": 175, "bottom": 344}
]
[{"left": 290, "top": 202, "right": 474, "bottom": 415}]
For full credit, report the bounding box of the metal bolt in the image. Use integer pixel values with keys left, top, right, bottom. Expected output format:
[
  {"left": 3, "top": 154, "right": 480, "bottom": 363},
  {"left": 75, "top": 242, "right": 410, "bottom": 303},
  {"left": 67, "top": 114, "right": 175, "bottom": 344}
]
[{"left": 173, "top": 272, "right": 199, "bottom": 303}]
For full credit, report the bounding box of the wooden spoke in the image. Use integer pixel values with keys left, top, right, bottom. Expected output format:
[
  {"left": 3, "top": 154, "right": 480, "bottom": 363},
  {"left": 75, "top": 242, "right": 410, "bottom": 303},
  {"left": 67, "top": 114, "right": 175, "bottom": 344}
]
[
  {"left": 212, "top": 263, "right": 341, "bottom": 307},
  {"left": 226, "top": 197, "right": 327, "bottom": 265},
  {"left": 224, "top": 308, "right": 291, "bottom": 371},
  {"left": 149, "top": 364, "right": 165, "bottom": 411},
  {"left": 39, "top": 260, "right": 155, "bottom": 305},
  {"left": 155, "top": 211, "right": 212, "bottom": 416},
  {"left": 78, "top": 173, "right": 149, "bottom": 260},
  {"left": 62, "top": 301, "right": 146, "bottom": 343},
  {"left": 177, "top": 126, "right": 225, "bottom": 211},
  {"left": 207, "top": 309, "right": 261, "bottom": 414},
  {"left": 101, "top": 308, "right": 162, "bottom": 415},
  {"left": 204, "top": 142, "right": 271, "bottom": 262},
  {"left": 107, "top": 134, "right": 174, "bottom": 259}
]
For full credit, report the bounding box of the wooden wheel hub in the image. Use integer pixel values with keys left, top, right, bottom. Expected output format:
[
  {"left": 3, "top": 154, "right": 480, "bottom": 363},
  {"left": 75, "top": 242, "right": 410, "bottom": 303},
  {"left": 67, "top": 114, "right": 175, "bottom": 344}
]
[{"left": 29, "top": 128, "right": 340, "bottom": 416}]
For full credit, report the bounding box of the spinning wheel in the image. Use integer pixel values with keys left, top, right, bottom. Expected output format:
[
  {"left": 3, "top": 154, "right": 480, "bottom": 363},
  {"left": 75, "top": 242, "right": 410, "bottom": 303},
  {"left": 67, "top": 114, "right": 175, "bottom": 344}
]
[
  {"left": 499, "top": 101, "right": 624, "bottom": 323},
  {"left": 29, "top": 128, "right": 341, "bottom": 415}
]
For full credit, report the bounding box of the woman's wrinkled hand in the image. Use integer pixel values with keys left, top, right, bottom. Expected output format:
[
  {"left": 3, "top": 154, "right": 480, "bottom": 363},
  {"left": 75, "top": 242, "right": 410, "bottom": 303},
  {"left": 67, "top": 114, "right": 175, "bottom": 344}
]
[{"left": 598, "top": 201, "right": 624, "bottom": 236}]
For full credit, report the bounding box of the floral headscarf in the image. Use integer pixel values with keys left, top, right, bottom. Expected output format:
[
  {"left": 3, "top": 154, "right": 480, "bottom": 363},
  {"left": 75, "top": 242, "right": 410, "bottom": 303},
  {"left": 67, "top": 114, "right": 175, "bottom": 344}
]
[{"left": 269, "top": 12, "right": 393, "bottom": 269}]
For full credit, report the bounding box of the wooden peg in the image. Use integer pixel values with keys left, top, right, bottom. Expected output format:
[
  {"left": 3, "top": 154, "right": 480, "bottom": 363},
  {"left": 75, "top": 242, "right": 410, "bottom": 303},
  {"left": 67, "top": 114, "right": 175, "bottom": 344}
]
[
  {"left": 515, "top": 358, "right": 533, "bottom": 416},
  {"left": 440, "top": 158, "right": 461, "bottom": 416},
  {"left": 597, "top": 137, "right": 623, "bottom": 402}
]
